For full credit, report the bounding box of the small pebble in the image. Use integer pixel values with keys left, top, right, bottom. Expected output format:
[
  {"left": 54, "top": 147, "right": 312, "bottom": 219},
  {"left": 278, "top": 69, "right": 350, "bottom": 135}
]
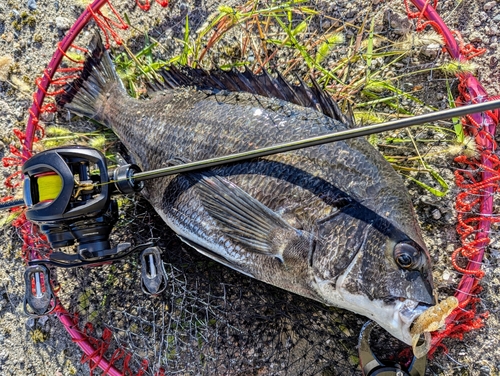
[
  {"left": 321, "top": 19, "right": 332, "bottom": 31},
  {"left": 388, "top": 13, "right": 411, "bottom": 35},
  {"left": 38, "top": 315, "right": 48, "bottom": 326},
  {"left": 469, "top": 31, "right": 482, "bottom": 42},
  {"left": 479, "top": 11, "right": 489, "bottom": 21},
  {"left": 493, "top": 14, "right": 500, "bottom": 22},
  {"left": 479, "top": 365, "right": 491, "bottom": 376},
  {"left": 484, "top": 1, "right": 496, "bottom": 11},
  {"left": 421, "top": 43, "right": 440, "bottom": 59},
  {"left": 27, "top": 0, "right": 37, "bottom": 11},
  {"left": 55, "top": 16, "right": 72, "bottom": 31},
  {"left": 25, "top": 317, "right": 35, "bottom": 329},
  {"left": 431, "top": 208, "right": 441, "bottom": 220},
  {"left": 40, "top": 111, "right": 55, "bottom": 123},
  {"left": 486, "top": 26, "right": 499, "bottom": 36}
]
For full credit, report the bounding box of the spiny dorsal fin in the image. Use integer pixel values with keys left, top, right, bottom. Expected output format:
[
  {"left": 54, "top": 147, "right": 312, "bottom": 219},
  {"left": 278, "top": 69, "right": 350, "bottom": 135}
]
[{"left": 147, "top": 65, "right": 354, "bottom": 126}]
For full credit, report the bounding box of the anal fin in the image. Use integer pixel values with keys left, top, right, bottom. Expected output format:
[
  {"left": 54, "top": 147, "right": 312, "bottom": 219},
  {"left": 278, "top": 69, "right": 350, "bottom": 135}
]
[{"left": 178, "top": 235, "right": 255, "bottom": 278}]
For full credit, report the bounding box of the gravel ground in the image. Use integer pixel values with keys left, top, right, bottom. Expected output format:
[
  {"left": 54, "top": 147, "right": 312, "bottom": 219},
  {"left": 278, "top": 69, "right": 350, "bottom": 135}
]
[{"left": 0, "top": 0, "right": 499, "bottom": 375}]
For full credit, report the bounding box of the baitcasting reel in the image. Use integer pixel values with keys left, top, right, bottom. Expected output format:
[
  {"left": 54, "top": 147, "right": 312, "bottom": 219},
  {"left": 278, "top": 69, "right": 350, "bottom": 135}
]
[
  {"left": 21, "top": 146, "right": 168, "bottom": 316},
  {"left": 23, "top": 145, "right": 144, "bottom": 263}
]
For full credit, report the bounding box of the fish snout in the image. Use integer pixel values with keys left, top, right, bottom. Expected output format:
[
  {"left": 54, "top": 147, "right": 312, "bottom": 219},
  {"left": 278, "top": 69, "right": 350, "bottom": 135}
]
[
  {"left": 401, "top": 302, "right": 435, "bottom": 324},
  {"left": 407, "top": 270, "right": 436, "bottom": 306}
]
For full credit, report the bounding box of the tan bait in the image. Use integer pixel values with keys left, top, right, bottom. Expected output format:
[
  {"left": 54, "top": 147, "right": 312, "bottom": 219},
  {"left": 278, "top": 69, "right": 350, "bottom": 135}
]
[{"left": 411, "top": 296, "right": 459, "bottom": 358}]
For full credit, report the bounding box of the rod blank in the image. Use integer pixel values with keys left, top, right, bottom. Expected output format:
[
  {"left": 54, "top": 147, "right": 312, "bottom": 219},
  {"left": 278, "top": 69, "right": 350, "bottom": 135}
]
[{"left": 133, "top": 99, "right": 500, "bottom": 182}]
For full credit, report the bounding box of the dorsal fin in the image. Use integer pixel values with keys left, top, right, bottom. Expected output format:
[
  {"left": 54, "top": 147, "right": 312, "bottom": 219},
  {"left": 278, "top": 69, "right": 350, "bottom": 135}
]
[{"left": 147, "top": 66, "right": 354, "bottom": 125}]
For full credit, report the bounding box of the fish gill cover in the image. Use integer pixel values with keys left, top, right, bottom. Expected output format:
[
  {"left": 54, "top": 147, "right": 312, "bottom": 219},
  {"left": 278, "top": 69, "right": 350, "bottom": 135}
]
[{"left": 0, "top": 0, "right": 499, "bottom": 375}]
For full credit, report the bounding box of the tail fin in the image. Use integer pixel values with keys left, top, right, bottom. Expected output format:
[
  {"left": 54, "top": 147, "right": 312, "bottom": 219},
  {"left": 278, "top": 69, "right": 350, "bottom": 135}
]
[{"left": 57, "top": 32, "right": 124, "bottom": 121}]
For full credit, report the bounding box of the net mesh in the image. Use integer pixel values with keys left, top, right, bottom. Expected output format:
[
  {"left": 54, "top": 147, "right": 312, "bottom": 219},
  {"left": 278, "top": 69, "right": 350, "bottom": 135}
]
[{"left": 56, "top": 200, "right": 360, "bottom": 375}]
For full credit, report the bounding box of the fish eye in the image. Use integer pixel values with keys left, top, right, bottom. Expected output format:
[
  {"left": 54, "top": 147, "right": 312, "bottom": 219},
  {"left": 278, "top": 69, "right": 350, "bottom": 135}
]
[{"left": 394, "top": 242, "right": 420, "bottom": 269}]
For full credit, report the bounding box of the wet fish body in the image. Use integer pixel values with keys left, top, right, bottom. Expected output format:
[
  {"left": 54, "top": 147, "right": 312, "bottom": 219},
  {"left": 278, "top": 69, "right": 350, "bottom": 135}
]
[{"left": 59, "top": 33, "right": 435, "bottom": 345}]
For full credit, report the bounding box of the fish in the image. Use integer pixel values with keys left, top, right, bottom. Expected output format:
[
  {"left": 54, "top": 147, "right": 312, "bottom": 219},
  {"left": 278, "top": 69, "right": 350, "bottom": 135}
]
[{"left": 57, "top": 32, "right": 435, "bottom": 347}]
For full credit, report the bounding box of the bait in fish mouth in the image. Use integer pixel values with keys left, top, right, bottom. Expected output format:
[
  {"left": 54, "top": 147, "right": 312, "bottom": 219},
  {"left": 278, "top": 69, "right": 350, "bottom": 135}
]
[{"left": 56, "top": 31, "right": 436, "bottom": 350}]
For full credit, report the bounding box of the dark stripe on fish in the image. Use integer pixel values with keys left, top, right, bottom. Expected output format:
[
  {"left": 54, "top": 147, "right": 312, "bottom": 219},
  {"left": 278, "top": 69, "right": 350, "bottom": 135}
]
[{"left": 162, "top": 159, "right": 411, "bottom": 241}]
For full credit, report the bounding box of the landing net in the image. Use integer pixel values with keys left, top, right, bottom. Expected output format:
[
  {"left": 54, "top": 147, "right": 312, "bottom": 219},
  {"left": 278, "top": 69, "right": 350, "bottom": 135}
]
[{"left": 0, "top": 0, "right": 499, "bottom": 374}]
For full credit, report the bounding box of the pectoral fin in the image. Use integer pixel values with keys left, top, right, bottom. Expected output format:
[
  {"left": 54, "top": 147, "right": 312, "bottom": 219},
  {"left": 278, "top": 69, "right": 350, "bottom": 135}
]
[{"left": 192, "top": 173, "right": 314, "bottom": 264}]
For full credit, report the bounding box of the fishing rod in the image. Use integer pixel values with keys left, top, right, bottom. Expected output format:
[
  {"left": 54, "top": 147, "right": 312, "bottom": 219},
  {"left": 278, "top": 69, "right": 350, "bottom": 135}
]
[
  {"left": 134, "top": 99, "right": 500, "bottom": 181},
  {"left": 4, "top": 98, "right": 500, "bottom": 213}
]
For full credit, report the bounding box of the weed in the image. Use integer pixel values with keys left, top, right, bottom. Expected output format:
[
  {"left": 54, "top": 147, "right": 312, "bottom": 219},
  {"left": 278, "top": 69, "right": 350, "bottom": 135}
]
[
  {"left": 440, "top": 60, "right": 478, "bottom": 75},
  {"left": 22, "top": 15, "right": 37, "bottom": 28},
  {"left": 0, "top": 210, "right": 22, "bottom": 228},
  {"left": 8, "top": 62, "right": 20, "bottom": 74},
  {"left": 11, "top": 11, "right": 37, "bottom": 29},
  {"left": 64, "top": 51, "right": 85, "bottom": 62},
  {"left": 67, "top": 364, "right": 77, "bottom": 376},
  {"left": 11, "top": 75, "right": 31, "bottom": 93},
  {"left": 11, "top": 20, "right": 21, "bottom": 31},
  {"left": 0, "top": 55, "right": 13, "bottom": 81},
  {"left": 29, "top": 328, "right": 49, "bottom": 343}
]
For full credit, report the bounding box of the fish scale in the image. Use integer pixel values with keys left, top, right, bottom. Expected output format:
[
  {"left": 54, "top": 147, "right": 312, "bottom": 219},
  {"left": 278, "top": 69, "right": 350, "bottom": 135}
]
[{"left": 58, "top": 32, "right": 436, "bottom": 348}]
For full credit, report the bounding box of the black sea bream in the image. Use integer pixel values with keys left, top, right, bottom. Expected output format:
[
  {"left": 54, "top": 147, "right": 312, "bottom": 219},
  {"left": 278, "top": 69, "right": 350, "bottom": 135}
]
[{"left": 58, "top": 33, "right": 435, "bottom": 345}]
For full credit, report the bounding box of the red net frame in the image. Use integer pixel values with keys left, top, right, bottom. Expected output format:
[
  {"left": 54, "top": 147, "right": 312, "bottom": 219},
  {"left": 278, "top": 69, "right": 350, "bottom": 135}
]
[
  {"left": 404, "top": 0, "right": 500, "bottom": 355},
  {"left": 2, "top": 0, "right": 499, "bottom": 373}
]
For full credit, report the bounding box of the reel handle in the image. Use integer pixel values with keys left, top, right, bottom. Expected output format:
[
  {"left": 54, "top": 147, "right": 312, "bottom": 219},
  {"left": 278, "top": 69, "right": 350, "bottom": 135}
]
[{"left": 358, "top": 321, "right": 427, "bottom": 376}]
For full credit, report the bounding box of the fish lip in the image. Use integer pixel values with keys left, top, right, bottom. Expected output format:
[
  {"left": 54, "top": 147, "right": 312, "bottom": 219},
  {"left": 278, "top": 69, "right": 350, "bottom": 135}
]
[{"left": 398, "top": 300, "right": 433, "bottom": 345}]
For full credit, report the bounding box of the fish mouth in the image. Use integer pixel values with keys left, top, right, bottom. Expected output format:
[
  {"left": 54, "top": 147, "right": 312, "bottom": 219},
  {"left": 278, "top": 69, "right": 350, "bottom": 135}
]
[{"left": 397, "top": 300, "right": 433, "bottom": 345}]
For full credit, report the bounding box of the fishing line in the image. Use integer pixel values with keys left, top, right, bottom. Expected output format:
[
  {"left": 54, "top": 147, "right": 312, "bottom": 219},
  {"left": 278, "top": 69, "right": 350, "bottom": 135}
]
[{"left": 36, "top": 173, "right": 63, "bottom": 202}]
